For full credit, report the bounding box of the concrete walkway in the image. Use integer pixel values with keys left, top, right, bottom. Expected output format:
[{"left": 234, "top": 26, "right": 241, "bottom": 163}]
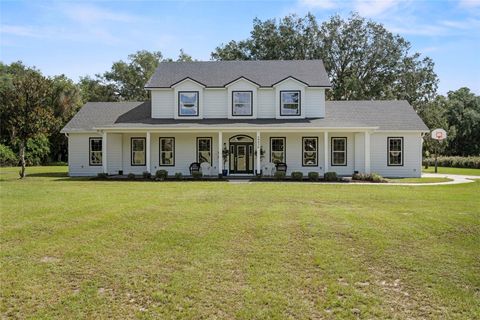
[{"left": 228, "top": 173, "right": 478, "bottom": 186}]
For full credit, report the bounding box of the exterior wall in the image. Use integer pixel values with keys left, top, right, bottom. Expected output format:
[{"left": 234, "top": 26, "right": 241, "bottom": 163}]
[
  {"left": 204, "top": 89, "right": 228, "bottom": 118},
  {"left": 67, "top": 131, "right": 424, "bottom": 178},
  {"left": 149, "top": 81, "right": 324, "bottom": 120},
  {"left": 370, "top": 132, "right": 423, "bottom": 178},
  {"left": 151, "top": 90, "right": 174, "bottom": 118},
  {"left": 305, "top": 88, "right": 325, "bottom": 118},
  {"left": 67, "top": 133, "right": 103, "bottom": 176}
]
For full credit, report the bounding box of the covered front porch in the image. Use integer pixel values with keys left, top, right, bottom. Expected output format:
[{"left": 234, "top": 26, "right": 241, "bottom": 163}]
[{"left": 93, "top": 129, "right": 374, "bottom": 178}]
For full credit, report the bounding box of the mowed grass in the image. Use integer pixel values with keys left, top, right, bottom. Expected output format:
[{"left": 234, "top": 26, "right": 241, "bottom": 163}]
[
  {"left": 422, "top": 166, "right": 480, "bottom": 176},
  {"left": 1, "top": 166, "right": 479, "bottom": 319},
  {"left": 386, "top": 177, "right": 453, "bottom": 183}
]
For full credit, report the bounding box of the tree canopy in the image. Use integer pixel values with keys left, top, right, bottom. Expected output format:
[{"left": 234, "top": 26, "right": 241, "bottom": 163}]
[{"left": 212, "top": 13, "right": 438, "bottom": 108}]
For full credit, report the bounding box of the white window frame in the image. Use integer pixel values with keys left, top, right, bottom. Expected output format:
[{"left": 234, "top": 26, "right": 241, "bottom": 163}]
[
  {"left": 387, "top": 137, "right": 404, "bottom": 166},
  {"left": 270, "top": 137, "right": 286, "bottom": 164},
  {"left": 197, "top": 137, "right": 212, "bottom": 165},
  {"left": 302, "top": 137, "right": 318, "bottom": 167},
  {"left": 131, "top": 137, "right": 146, "bottom": 166},
  {"left": 331, "top": 137, "right": 347, "bottom": 166},
  {"left": 89, "top": 137, "right": 102, "bottom": 166},
  {"left": 159, "top": 137, "right": 175, "bottom": 166}
]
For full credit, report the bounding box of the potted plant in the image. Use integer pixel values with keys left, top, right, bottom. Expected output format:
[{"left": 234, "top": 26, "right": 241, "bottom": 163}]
[{"left": 222, "top": 144, "right": 229, "bottom": 176}]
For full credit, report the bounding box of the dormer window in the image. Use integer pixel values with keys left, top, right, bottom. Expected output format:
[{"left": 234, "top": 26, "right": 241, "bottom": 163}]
[
  {"left": 232, "top": 91, "right": 253, "bottom": 116},
  {"left": 280, "top": 90, "right": 301, "bottom": 116},
  {"left": 178, "top": 91, "right": 199, "bottom": 117}
]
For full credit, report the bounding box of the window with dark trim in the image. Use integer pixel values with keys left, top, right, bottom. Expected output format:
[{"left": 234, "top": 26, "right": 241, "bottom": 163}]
[
  {"left": 280, "top": 90, "right": 301, "bottom": 116},
  {"left": 331, "top": 137, "right": 347, "bottom": 166},
  {"left": 178, "top": 91, "right": 199, "bottom": 116},
  {"left": 197, "top": 137, "right": 212, "bottom": 165},
  {"left": 270, "top": 137, "right": 285, "bottom": 164},
  {"left": 159, "top": 137, "right": 175, "bottom": 166},
  {"left": 131, "top": 137, "right": 146, "bottom": 166},
  {"left": 89, "top": 137, "right": 102, "bottom": 166},
  {"left": 388, "top": 137, "right": 404, "bottom": 166},
  {"left": 232, "top": 91, "right": 253, "bottom": 116},
  {"left": 302, "top": 137, "right": 318, "bottom": 166}
]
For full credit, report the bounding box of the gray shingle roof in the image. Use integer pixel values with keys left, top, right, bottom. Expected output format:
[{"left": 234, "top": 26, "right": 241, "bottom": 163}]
[
  {"left": 61, "top": 100, "right": 428, "bottom": 133},
  {"left": 145, "top": 60, "right": 331, "bottom": 88}
]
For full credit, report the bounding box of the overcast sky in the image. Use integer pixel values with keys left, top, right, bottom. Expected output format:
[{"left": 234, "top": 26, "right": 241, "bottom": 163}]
[{"left": 1, "top": 0, "right": 479, "bottom": 94}]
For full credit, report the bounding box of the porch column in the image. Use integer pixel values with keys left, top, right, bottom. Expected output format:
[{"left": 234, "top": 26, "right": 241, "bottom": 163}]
[
  {"left": 324, "top": 131, "right": 328, "bottom": 174},
  {"left": 256, "top": 131, "right": 261, "bottom": 175},
  {"left": 218, "top": 131, "right": 223, "bottom": 177},
  {"left": 102, "top": 131, "right": 107, "bottom": 174},
  {"left": 365, "top": 131, "right": 371, "bottom": 174},
  {"left": 146, "top": 131, "right": 151, "bottom": 173}
]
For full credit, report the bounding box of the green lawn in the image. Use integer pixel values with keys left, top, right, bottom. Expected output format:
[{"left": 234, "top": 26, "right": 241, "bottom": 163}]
[
  {"left": 422, "top": 166, "right": 480, "bottom": 176},
  {"left": 386, "top": 177, "right": 453, "bottom": 183},
  {"left": 1, "top": 166, "right": 479, "bottom": 319}
]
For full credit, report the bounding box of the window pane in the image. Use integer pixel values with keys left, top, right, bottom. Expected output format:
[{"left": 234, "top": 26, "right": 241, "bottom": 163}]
[
  {"left": 198, "top": 138, "right": 211, "bottom": 164},
  {"left": 388, "top": 138, "right": 403, "bottom": 165},
  {"left": 233, "top": 92, "right": 251, "bottom": 104},
  {"left": 133, "top": 139, "right": 144, "bottom": 151},
  {"left": 333, "top": 139, "right": 346, "bottom": 151},
  {"left": 303, "top": 138, "right": 317, "bottom": 166},
  {"left": 161, "top": 139, "right": 173, "bottom": 152},
  {"left": 91, "top": 139, "right": 102, "bottom": 152},
  {"left": 233, "top": 92, "right": 252, "bottom": 116},
  {"left": 133, "top": 151, "right": 145, "bottom": 165},
  {"left": 91, "top": 151, "right": 102, "bottom": 165},
  {"left": 333, "top": 152, "right": 345, "bottom": 165},
  {"left": 304, "top": 138, "right": 317, "bottom": 151},
  {"left": 161, "top": 152, "right": 173, "bottom": 165},
  {"left": 179, "top": 92, "right": 198, "bottom": 116},
  {"left": 281, "top": 91, "right": 300, "bottom": 116}
]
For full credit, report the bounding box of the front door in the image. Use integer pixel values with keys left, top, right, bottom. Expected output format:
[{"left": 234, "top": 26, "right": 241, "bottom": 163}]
[{"left": 230, "top": 143, "right": 253, "bottom": 174}]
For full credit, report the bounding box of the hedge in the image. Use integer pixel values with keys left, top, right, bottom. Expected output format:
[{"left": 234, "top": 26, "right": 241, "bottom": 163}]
[{"left": 423, "top": 156, "right": 480, "bottom": 169}]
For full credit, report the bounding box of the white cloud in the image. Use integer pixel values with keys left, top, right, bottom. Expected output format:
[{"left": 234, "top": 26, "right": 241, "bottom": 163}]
[
  {"left": 59, "top": 3, "right": 137, "bottom": 24},
  {"left": 458, "top": 0, "right": 480, "bottom": 8},
  {"left": 299, "top": 0, "right": 339, "bottom": 9},
  {"left": 354, "top": 0, "right": 400, "bottom": 17},
  {"left": 0, "top": 25, "right": 42, "bottom": 38}
]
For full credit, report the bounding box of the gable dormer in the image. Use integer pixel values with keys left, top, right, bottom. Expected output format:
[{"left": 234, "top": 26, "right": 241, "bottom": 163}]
[
  {"left": 172, "top": 78, "right": 205, "bottom": 120},
  {"left": 273, "top": 77, "right": 307, "bottom": 119},
  {"left": 225, "top": 77, "right": 259, "bottom": 119}
]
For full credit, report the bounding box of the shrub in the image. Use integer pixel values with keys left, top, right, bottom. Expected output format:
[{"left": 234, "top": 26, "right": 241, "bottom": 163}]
[
  {"left": 97, "top": 172, "right": 107, "bottom": 179},
  {"left": 0, "top": 144, "right": 18, "bottom": 166},
  {"left": 142, "top": 171, "right": 151, "bottom": 179},
  {"left": 127, "top": 173, "right": 136, "bottom": 180},
  {"left": 274, "top": 171, "right": 286, "bottom": 180},
  {"left": 174, "top": 172, "right": 183, "bottom": 180},
  {"left": 352, "top": 172, "right": 385, "bottom": 183},
  {"left": 192, "top": 171, "right": 203, "bottom": 180},
  {"left": 324, "top": 172, "right": 338, "bottom": 182},
  {"left": 308, "top": 172, "right": 319, "bottom": 181},
  {"left": 155, "top": 170, "right": 168, "bottom": 180},
  {"left": 291, "top": 171, "right": 303, "bottom": 181},
  {"left": 423, "top": 156, "right": 480, "bottom": 169}
]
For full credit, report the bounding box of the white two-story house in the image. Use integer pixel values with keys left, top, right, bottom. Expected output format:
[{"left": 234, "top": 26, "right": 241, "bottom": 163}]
[{"left": 62, "top": 60, "right": 428, "bottom": 178}]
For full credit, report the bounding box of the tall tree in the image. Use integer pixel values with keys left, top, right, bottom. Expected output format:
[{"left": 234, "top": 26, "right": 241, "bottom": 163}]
[
  {"left": 103, "top": 50, "right": 162, "bottom": 101},
  {"left": 212, "top": 13, "right": 438, "bottom": 108},
  {"left": 78, "top": 76, "right": 118, "bottom": 103},
  {"left": 0, "top": 66, "right": 53, "bottom": 178}
]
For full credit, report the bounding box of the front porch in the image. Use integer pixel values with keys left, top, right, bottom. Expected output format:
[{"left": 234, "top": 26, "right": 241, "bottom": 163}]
[{"left": 91, "top": 130, "right": 373, "bottom": 178}]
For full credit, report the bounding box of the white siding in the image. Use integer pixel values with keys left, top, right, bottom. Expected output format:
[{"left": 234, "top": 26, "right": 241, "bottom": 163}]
[
  {"left": 173, "top": 80, "right": 204, "bottom": 120},
  {"left": 305, "top": 88, "right": 325, "bottom": 118},
  {"left": 274, "top": 78, "right": 307, "bottom": 119},
  {"left": 257, "top": 89, "right": 275, "bottom": 118},
  {"left": 68, "top": 133, "right": 103, "bottom": 176},
  {"left": 204, "top": 89, "right": 228, "bottom": 118},
  {"left": 107, "top": 133, "right": 122, "bottom": 175},
  {"left": 226, "top": 79, "right": 258, "bottom": 119},
  {"left": 370, "top": 132, "right": 422, "bottom": 178},
  {"left": 151, "top": 90, "right": 174, "bottom": 118},
  {"left": 354, "top": 132, "right": 365, "bottom": 173}
]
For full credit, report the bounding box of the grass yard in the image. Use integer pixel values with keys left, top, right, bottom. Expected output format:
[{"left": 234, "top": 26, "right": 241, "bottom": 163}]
[
  {"left": 1, "top": 166, "right": 479, "bottom": 319},
  {"left": 386, "top": 177, "right": 453, "bottom": 184},
  {"left": 422, "top": 166, "right": 480, "bottom": 176}
]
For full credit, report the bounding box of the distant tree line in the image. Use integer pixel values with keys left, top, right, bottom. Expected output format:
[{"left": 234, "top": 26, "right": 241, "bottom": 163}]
[{"left": 0, "top": 13, "right": 479, "bottom": 177}]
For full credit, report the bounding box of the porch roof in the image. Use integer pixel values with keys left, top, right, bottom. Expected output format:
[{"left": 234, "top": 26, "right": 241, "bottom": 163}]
[{"left": 61, "top": 100, "right": 428, "bottom": 133}]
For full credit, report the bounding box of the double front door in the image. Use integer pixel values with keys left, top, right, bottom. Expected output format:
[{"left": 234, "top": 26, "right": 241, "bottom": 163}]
[{"left": 229, "top": 143, "right": 254, "bottom": 174}]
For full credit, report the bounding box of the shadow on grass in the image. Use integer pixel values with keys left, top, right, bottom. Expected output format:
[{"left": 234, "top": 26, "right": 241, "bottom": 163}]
[{"left": 25, "top": 172, "right": 68, "bottom": 178}]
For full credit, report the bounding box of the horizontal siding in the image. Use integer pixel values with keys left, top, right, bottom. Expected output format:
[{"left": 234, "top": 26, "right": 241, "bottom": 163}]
[
  {"left": 204, "top": 90, "right": 227, "bottom": 118},
  {"left": 151, "top": 90, "right": 174, "bottom": 118},
  {"left": 354, "top": 132, "right": 365, "bottom": 172},
  {"left": 370, "top": 132, "right": 422, "bottom": 177},
  {"left": 257, "top": 90, "right": 275, "bottom": 118},
  {"left": 107, "top": 133, "right": 122, "bottom": 175},
  {"left": 305, "top": 88, "right": 325, "bottom": 118},
  {"left": 68, "top": 133, "right": 103, "bottom": 176}
]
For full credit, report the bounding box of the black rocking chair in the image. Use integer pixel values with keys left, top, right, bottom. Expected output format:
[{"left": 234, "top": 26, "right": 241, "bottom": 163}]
[
  {"left": 189, "top": 162, "right": 201, "bottom": 175},
  {"left": 275, "top": 162, "right": 287, "bottom": 173}
]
